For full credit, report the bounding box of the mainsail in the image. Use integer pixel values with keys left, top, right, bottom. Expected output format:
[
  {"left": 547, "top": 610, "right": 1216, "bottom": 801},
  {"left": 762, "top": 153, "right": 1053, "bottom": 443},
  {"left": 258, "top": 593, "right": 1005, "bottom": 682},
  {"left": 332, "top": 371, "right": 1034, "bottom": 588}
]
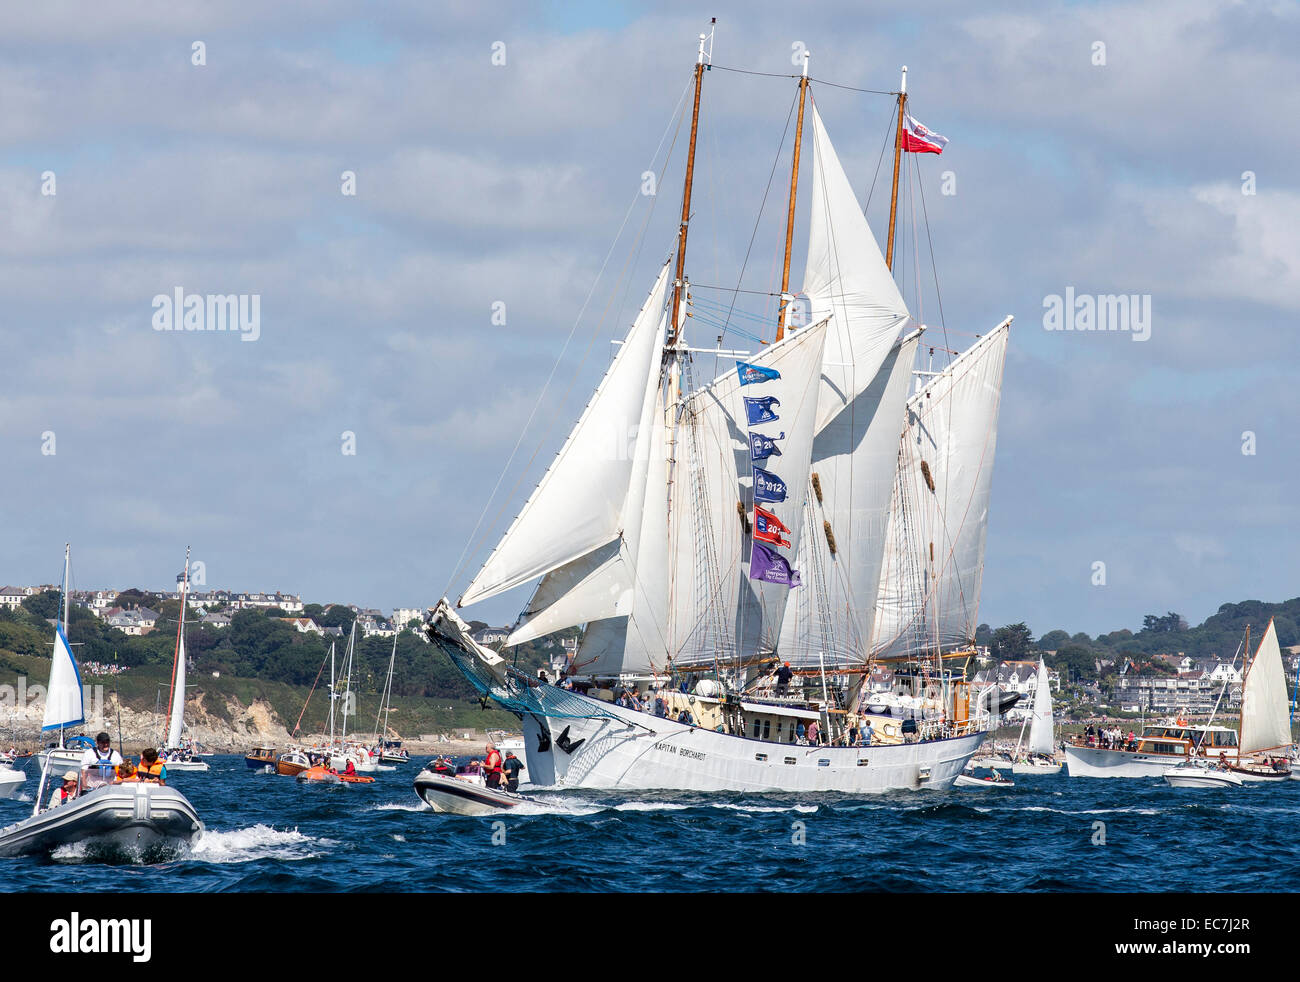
[
  {"left": 1240, "top": 618, "right": 1291, "bottom": 755},
  {"left": 460, "top": 261, "right": 672, "bottom": 609},
  {"left": 873, "top": 323, "right": 1009, "bottom": 657},
  {"left": 1028, "top": 657, "right": 1055, "bottom": 754},
  {"left": 42, "top": 546, "right": 83, "bottom": 732}
]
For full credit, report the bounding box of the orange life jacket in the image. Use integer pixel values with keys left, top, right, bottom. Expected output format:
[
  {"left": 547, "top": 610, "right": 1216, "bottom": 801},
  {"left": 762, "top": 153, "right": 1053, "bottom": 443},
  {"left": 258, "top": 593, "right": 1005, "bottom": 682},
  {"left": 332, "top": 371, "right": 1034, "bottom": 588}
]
[{"left": 139, "top": 760, "right": 166, "bottom": 781}]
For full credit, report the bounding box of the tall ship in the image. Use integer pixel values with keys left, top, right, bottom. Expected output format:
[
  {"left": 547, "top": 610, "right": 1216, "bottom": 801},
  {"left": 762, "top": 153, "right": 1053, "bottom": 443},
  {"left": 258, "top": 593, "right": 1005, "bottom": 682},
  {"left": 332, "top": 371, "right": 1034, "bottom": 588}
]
[{"left": 429, "top": 26, "right": 1013, "bottom": 793}]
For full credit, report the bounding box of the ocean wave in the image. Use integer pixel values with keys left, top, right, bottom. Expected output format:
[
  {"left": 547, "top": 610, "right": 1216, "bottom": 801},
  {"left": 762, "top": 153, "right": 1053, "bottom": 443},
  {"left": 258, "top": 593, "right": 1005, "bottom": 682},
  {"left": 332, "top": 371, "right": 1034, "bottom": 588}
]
[{"left": 190, "top": 824, "right": 334, "bottom": 863}]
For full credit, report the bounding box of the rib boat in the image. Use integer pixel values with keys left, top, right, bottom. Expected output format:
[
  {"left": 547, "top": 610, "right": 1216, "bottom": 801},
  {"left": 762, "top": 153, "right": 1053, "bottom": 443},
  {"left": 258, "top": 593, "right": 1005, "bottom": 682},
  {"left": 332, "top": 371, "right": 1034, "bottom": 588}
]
[
  {"left": 0, "top": 782, "right": 204, "bottom": 858},
  {"left": 413, "top": 768, "right": 530, "bottom": 816}
]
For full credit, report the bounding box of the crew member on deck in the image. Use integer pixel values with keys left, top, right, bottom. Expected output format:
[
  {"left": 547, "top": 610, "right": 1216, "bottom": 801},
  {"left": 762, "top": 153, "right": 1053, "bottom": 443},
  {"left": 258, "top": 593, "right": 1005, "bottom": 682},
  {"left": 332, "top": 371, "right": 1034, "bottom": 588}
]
[
  {"left": 501, "top": 751, "right": 525, "bottom": 793},
  {"left": 776, "top": 662, "right": 793, "bottom": 697},
  {"left": 80, "top": 732, "right": 122, "bottom": 789},
  {"left": 49, "top": 771, "right": 79, "bottom": 809},
  {"left": 483, "top": 743, "right": 504, "bottom": 790}
]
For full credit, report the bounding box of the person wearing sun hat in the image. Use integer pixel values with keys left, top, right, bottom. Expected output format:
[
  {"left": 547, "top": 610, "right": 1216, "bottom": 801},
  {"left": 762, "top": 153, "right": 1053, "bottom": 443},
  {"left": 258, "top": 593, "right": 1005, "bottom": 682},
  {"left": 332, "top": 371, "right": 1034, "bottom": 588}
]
[{"left": 48, "top": 770, "right": 80, "bottom": 810}]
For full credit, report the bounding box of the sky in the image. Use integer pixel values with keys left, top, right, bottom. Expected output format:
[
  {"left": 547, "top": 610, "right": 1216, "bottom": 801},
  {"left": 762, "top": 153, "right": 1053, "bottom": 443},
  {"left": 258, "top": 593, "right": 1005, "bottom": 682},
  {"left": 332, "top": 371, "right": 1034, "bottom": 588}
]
[{"left": 2, "top": 0, "right": 1298, "bottom": 641}]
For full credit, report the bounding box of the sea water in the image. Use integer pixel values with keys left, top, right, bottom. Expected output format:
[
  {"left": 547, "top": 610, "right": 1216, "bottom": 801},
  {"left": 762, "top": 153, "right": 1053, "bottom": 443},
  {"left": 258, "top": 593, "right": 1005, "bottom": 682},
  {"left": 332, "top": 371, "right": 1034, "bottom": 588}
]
[{"left": 1, "top": 756, "right": 1294, "bottom": 892}]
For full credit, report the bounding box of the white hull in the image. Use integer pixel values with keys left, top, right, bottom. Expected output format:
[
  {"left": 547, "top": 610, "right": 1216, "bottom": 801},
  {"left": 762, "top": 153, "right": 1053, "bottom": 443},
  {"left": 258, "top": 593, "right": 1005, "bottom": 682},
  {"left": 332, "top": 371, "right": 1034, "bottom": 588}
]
[
  {"left": 521, "top": 688, "right": 985, "bottom": 792},
  {"left": 970, "top": 755, "right": 1062, "bottom": 775},
  {"left": 1163, "top": 767, "right": 1243, "bottom": 789},
  {"left": 0, "top": 767, "right": 25, "bottom": 799},
  {"left": 34, "top": 748, "right": 84, "bottom": 773},
  {"left": 1065, "top": 745, "right": 1235, "bottom": 779},
  {"left": 413, "top": 770, "right": 528, "bottom": 816},
  {"left": 954, "top": 773, "right": 1013, "bottom": 789},
  {"left": 0, "top": 783, "right": 203, "bottom": 857},
  {"left": 161, "top": 759, "right": 210, "bottom": 773}
]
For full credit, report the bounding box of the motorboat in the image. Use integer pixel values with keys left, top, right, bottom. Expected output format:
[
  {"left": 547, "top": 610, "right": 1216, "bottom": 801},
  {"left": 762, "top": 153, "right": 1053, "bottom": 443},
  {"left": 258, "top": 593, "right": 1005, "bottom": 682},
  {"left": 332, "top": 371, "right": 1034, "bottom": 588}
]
[
  {"left": 159, "top": 749, "right": 210, "bottom": 773},
  {"left": 954, "top": 769, "right": 1015, "bottom": 790},
  {"left": 276, "top": 750, "right": 311, "bottom": 777},
  {"left": 1163, "top": 759, "right": 1244, "bottom": 788},
  {"left": 244, "top": 747, "right": 277, "bottom": 772},
  {"left": 413, "top": 767, "right": 532, "bottom": 816},
  {"left": 296, "top": 765, "right": 342, "bottom": 785},
  {"left": 0, "top": 764, "right": 25, "bottom": 800},
  {"left": 1229, "top": 756, "right": 1292, "bottom": 782},
  {"left": 0, "top": 781, "right": 204, "bottom": 858}
]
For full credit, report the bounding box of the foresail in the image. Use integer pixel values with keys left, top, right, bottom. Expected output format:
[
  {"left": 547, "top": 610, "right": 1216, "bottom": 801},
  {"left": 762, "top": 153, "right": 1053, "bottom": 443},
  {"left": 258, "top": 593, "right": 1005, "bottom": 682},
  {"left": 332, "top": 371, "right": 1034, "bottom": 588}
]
[
  {"left": 803, "top": 104, "right": 911, "bottom": 434},
  {"left": 460, "top": 262, "right": 671, "bottom": 608},
  {"left": 1028, "top": 658, "right": 1055, "bottom": 754},
  {"left": 778, "top": 330, "right": 920, "bottom": 667},
  {"left": 669, "top": 317, "right": 829, "bottom": 667},
  {"left": 42, "top": 625, "right": 84, "bottom": 731},
  {"left": 1240, "top": 619, "right": 1291, "bottom": 755},
  {"left": 873, "top": 323, "right": 1009, "bottom": 657}
]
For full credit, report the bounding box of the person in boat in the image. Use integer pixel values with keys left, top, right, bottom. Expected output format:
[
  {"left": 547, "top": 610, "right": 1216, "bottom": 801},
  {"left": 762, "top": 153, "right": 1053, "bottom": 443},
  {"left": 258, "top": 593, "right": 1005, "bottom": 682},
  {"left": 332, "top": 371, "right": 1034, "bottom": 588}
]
[
  {"left": 483, "top": 743, "right": 504, "bottom": 789},
  {"left": 49, "top": 770, "right": 80, "bottom": 810},
  {"left": 80, "top": 732, "right": 123, "bottom": 789},
  {"left": 115, "top": 762, "right": 142, "bottom": 783},
  {"left": 807, "top": 720, "right": 820, "bottom": 745},
  {"left": 677, "top": 708, "right": 694, "bottom": 726},
  {"left": 501, "top": 751, "right": 524, "bottom": 793},
  {"left": 653, "top": 693, "right": 668, "bottom": 718},
  {"left": 776, "top": 662, "right": 793, "bottom": 697},
  {"left": 431, "top": 755, "right": 455, "bottom": 777},
  {"left": 862, "top": 720, "right": 875, "bottom": 747},
  {"left": 344, "top": 759, "right": 356, "bottom": 777},
  {"left": 139, "top": 748, "right": 167, "bottom": 784}
]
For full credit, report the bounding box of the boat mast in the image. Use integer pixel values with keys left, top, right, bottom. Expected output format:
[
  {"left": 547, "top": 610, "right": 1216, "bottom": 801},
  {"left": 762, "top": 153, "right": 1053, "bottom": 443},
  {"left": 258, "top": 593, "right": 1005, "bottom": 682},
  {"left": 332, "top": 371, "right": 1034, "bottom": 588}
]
[
  {"left": 59, "top": 544, "right": 70, "bottom": 751},
  {"left": 776, "top": 49, "right": 810, "bottom": 342},
  {"left": 667, "top": 21, "right": 712, "bottom": 347},
  {"left": 885, "top": 66, "right": 907, "bottom": 271},
  {"left": 165, "top": 546, "right": 190, "bottom": 747}
]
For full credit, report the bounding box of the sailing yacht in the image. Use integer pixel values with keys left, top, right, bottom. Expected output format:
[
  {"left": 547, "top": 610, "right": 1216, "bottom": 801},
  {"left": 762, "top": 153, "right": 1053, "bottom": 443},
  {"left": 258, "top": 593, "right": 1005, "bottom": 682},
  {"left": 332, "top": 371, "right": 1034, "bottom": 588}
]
[
  {"left": 429, "top": 29, "right": 1012, "bottom": 793},
  {"left": 1229, "top": 619, "right": 1292, "bottom": 781},
  {"left": 973, "top": 659, "right": 1061, "bottom": 774},
  {"left": 160, "top": 549, "right": 209, "bottom": 772}
]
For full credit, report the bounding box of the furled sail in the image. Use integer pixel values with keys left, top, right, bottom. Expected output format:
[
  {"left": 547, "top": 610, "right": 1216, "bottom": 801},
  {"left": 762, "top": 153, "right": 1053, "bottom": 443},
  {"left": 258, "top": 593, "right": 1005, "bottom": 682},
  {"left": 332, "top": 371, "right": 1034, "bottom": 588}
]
[
  {"left": 803, "top": 104, "right": 911, "bottom": 434},
  {"left": 1028, "top": 658, "right": 1055, "bottom": 754},
  {"left": 668, "top": 317, "right": 829, "bottom": 667},
  {"left": 460, "top": 262, "right": 671, "bottom": 608},
  {"left": 872, "top": 323, "right": 1010, "bottom": 657},
  {"left": 42, "top": 625, "right": 84, "bottom": 731},
  {"left": 1240, "top": 619, "right": 1291, "bottom": 755},
  {"left": 777, "top": 330, "right": 920, "bottom": 666}
]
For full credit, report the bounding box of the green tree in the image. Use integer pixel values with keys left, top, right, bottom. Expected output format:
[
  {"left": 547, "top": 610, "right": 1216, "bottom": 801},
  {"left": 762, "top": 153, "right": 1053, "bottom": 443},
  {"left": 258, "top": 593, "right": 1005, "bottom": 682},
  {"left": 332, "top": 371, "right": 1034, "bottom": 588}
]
[
  {"left": 991, "top": 623, "right": 1034, "bottom": 661},
  {"left": 21, "top": 590, "right": 61, "bottom": 620}
]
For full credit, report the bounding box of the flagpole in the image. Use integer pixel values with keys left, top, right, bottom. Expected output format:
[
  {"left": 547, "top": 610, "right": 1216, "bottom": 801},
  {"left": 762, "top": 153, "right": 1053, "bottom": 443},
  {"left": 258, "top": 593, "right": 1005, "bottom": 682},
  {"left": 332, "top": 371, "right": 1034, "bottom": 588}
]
[
  {"left": 776, "top": 49, "right": 810, "bottom": 343},
  {"left": 885, "top": 65, "right": 907, "bottom": 272}
]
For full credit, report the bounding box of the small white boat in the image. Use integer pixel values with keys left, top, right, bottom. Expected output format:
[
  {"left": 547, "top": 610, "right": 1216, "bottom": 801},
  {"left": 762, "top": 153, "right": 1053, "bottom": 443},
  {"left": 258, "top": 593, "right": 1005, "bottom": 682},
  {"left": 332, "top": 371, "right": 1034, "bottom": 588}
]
[
  {"left": 1163, "top": 760, "right": 1244, "bottom": 788},
  {"left": 0, "top": 782, "right": 204, "bottom": 857},
  {"left": 954, "top": 771, "right": 1014, "bottom": 790},
  {"left": 158, "top": 550, "right": 210, "bottom": 775},
  {"left": 413, "top": 768, "right": 532, "bottom": 816},
  {"left": 0, "top": 765, "right": 25, "bottom": 799},
  {"left": 160, "top": 753, "right": 210, "bottom": 773}
]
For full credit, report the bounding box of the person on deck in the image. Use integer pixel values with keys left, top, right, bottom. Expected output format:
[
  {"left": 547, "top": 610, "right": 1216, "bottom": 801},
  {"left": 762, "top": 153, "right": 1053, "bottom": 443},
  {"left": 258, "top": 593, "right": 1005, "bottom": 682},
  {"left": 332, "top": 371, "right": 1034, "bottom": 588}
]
[
  {"left": 483, "top": 743, "right": 504, "bottom": 789},
  {"left": 501, "top": 751, "right": 525, "bottom": 793},
  {"left": 49, "top": 771, "right": 80, "bottom": 810},
  {"left": 80, "top": 732, "right": 122, "bottom": 789},
  {"left": 776, "top": 662, "right": 793, "bottom": 697},
  {"left": 139, "top": 748, "right": 167, "bottom": 784},
  {"left": 862, "top": 720, "right": 875, "bottom": 747},
  {"left": 807, "top": 720, "right": 820, "bottom": 745}
]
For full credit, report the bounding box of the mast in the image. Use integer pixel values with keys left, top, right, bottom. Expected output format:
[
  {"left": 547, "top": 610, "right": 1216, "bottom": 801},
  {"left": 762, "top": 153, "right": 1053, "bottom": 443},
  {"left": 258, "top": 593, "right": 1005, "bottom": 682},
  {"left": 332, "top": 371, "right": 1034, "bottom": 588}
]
[
  {"left": 165, "top": 546, "right": 191, "bottom": 748},
  {"left": 59, "top": 543, "right": 70, "bottom": 752},
  {"left": 885, "top": 66, "right": 907, "bottom": 271},
  {"left": 776, "top": 49, "right": 810, "bottom": 342},
  {"left": 667, "top": 21, "right": 712, "bottom": 346}
]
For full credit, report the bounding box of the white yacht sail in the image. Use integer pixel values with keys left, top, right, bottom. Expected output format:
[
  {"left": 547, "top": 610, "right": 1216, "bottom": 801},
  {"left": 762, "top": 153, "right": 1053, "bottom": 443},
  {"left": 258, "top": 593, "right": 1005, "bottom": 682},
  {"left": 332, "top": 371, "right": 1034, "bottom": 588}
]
[
  {"left": 460, "top": 261, "right": 672, "bottom": 608},
  {"left": 667, "top": 316, "right": 829, "bottom": 666},
  {"left": 873, "top": 322, "right": 1010, "bottom": 657},
  {"left": 42, "top": 545, "right": 84, "bottom": 733},
  {"left": 165, "top": 552, "right": 191, "bottom": 750},
  {"left": 1028, "top": 657, "right": 1055, "bottom": 754},
  {"left": 1240, "top": 618, "right": 1291, "bottom": 755},
  {"left": 803, "top": 104, "right": 911, "bottom": 434},
  {"left": 778, "top": 330, "right": 920, "bottom": 666}
]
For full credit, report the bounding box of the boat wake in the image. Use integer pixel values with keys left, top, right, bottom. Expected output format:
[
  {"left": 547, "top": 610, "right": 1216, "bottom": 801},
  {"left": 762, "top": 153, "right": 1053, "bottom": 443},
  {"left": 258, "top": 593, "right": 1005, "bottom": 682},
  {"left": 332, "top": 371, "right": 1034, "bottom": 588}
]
[{"left": 189, "top": 824, "right": 334, "bottom": 863}]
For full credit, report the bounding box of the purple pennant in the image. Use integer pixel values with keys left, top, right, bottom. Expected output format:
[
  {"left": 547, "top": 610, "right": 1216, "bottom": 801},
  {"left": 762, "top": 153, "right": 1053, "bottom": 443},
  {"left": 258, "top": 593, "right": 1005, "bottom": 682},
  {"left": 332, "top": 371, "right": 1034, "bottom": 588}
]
[{"left": 749, "top": 542, "right": 801, "bottom": 588}]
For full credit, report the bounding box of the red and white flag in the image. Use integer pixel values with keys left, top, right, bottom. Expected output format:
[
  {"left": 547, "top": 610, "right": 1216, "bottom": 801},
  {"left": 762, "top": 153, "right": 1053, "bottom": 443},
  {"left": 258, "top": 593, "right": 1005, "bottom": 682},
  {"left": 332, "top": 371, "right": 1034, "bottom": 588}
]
[{"left": 902, "top": 114, "right": 948, "bottom": 154}]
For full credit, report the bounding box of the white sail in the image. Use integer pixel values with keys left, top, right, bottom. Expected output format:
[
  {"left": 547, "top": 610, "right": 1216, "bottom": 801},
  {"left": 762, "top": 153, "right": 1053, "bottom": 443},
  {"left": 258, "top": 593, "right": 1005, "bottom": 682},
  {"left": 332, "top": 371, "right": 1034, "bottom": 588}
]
[
  {"left": 42, "top": 626, "right": 84, "bottom": 732},
  {"left": 460, "top": 261, "right": 671, "bottom": 608},
  {"left": 669, "top": 317, "right": 829, "bottom": 666},
  {"left": 873, "top": 323, "right": 1010, "bottom": 657},
  {"left": 1028, "top": 657, "right": 1055, "bottom": 754},
  {"left": 1240, "top": 619, "right": 1292, "bottom": 755},
  {"left": 778, "top": 330, "right": 920, "bottom": 666},
  {"left": 803, "top": 104, "right": 911, "bottom": 434},
  {"left": 167, "top": 633, "right": 187, "bottom": 749}
]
